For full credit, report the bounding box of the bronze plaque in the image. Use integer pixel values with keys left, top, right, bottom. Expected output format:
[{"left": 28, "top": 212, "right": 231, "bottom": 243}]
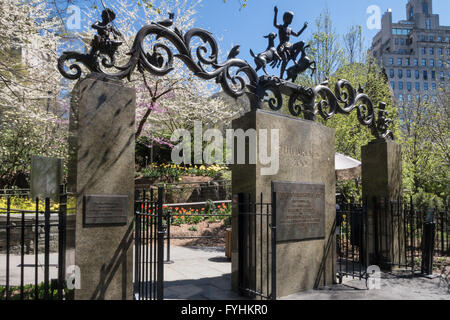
[
  {"left": 272, "top": 181, "right": 325, "bottom": 242},
  {"left": 84, "top": 195, "right": 128, "bottom": 226}
]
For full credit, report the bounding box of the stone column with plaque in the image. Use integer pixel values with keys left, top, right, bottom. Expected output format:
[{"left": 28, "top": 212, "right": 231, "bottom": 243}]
[
  {"left": 361, "top": 139, "right": 403, "bottom": 268},
  {"left": 231, "top": 109, "right": 336, "bottom": 298},
  {"left": 67, "top": 73, "right": 135, "bottom": 300}
]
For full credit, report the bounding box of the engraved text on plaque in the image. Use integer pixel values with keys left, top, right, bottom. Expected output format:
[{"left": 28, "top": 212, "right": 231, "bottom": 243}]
[{"left": 272, "top": 181, "right": 325, "bottom": 242}]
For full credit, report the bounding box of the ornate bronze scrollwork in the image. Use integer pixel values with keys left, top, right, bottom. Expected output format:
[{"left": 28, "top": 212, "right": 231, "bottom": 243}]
[{"left": 58, "top": 8, "right": 394, "bottom": 141}]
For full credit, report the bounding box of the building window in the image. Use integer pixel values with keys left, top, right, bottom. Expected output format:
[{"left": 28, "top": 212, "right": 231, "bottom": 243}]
[
  {"left": 421, "top": 35, "right": 425, "bottom": 41},
  {"left": 430, "top": 59, "right": 435, "bottom": 67},
  {"left": 423, "top": 70, "right": 428, "bottom": 80},
  {"left": 406, "top": 58, "right": 410, "bottom": 66},
  {"left": 399, "top": 82, "right": 404, "bottom": 90},
  {"left": 421, "top": 47, "right": 426, "bottom": 54},
  {"left": 416, "top": 82, "right": 420, "bottom": 91},
  {"left": 438, "top": 48, "right": 443, "bottom": 55},
  {"left": 414, "top": 58, "right": 418, "bottom": 66},
  {"left": 399, "top": 94, "right": 403, "bottom": 102},
  {"left": 395, "top": 38, "right": 399, "bottom": 45},
  {"left": 397, "top": 58, "right": 402, "bottom": 66},
  {"left": 407, "top": 82, "right": 412, "bottom": 91},
  {"left": 409, "top": 7, "right": 414, "bottom": 19},
  {"left": 439, "top": 60, "right": 443, "bottom": 68},
  {"left": 390, "top": 69, "right": 395, "bottom": 78},
  {"left": 429, "top": 36, "right": 434, "bottom": 42},
  {"left": 422, "top": 2, "right": 429, "bottom": 14},
  {"left": 440, "top": 71, "right": 445, "bottom": 80},
  {"left": 389, "top": 58, "right": 394, "bottom": 65},
  {"left": 426, "top": 19, "right": 431, "bottom": 30},
  {"left": 400, "top": 39, "right": 405, "bottom": 46},
  {"left": 422, "top": 59, "right": 427, "bottom": 66},
  {"left": 398, "top": 69, "right": 403, "bottom": 78},
  {"left": 415, "top": 70, "right": 420, "bottom": 79},
  {"left": 432, "top": 83, "right": 436, "bottom": 90},
  {"left": 390, "top": 81, "right": 395, "bottom": 90},
  {"left": 438, "top": 36, "right": 442, "bottom": 42},
  {"left": 424, "top": 83, "right": 428, "bottom": 90},
  {"left": 407, "top": 94, "right": 412, "bottom": 102},
  {"left": 430, "top": 47, "right": 434, "bottom": 55},
  {"left": 407, "top": 70, "right": 411, "bottom": 78},
  {"left": 393, "top": 28, "right": 411, "bottom": 35},
  {"left": 431, "top": 70, "right": 436, "bottom": 79}
]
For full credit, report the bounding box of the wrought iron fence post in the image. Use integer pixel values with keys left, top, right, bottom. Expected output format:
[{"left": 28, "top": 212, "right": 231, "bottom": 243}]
[
  {"left": 165, "top": 210, "right": 174, "bottom": 264},
  {"left": 156, "top": 186, "right": 164, "bottom": 300},
  {"left": 134, "top": 190, "right": 141, "bottom": 299},
  {"left": 58, "top": 184, "right": 67, "bottom": 300},
  {"left": 271, "top": 191, "right": 277, "bottom": 300},
  {"left": 237, "top": 193, "right": 245, "bottom": 296},
  {"left": 421, "top": 218, "right": 435, "bottom": 275},
  {"left": 372, "top": 196, "right": 379, "bottom": 266},
  {"left": 363, "top": 197, "right": 369, "bottom": 273},
  {"left": 35, "top": 197, "right": 39, "bottom": 300},
  {"left": 44, "top": 197, "right": 51, "bottom": 300}
]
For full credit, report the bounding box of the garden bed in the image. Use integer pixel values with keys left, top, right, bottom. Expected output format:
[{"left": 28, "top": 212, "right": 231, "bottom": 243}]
[{"left": 168, "top": 219, "right": 228, "bottom": 247}]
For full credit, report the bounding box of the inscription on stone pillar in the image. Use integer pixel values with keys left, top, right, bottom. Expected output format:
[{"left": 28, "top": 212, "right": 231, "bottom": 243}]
[{"left": 272, "top": 181, "right": 325, "bottom": 242}]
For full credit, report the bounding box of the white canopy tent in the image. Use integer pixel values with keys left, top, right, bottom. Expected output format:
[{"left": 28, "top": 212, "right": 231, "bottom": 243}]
[{"left": 335, "top": 153, "right": 361, "bottom": 181}]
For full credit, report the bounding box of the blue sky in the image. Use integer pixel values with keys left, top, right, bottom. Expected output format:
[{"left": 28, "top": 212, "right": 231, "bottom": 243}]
[
  {"left": 190, "top": 0, "right": 450, "bottom": 62},
  {"left": 63, "top": 0, "right": 449, "bottom": 66}
]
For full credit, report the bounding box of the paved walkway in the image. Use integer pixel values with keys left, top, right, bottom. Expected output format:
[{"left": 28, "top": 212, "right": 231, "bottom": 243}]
[
  {"left": 163, "top": 246, "right": 242, "bottom": 300},
  {"left": 282, "top": 272, "right": 450, "bottom": 300},
  {"left": 2, "top": 246, "right": 449, "bottom": 300},
  {"left": 0, "top": 253, "right": 59, "bottom": 286}
]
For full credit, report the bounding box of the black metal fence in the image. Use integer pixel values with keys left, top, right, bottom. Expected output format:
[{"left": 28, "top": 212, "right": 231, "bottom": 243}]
[
  {"left": 374, "top": 197, "right": 449, "bottom": 274},
  {"left": 237, "top": 193, "right": 276, "bottom": 300},
  {"left": 336, "top": 202, "right": 369, "bottom": 283},
  {"left": 134, "top": 187, "right": 164, "bottom": 300},
  {"left": 136, "top": 180, "right": 231, "bottom": 204},
  {"left": 136, "top": 183, "right": 232, "bottom": 259},
  {"left": 0, "top": 186, "right": 67, "bottom": 300},
  {"left": 336, "top": 197, "right": 449, "bottom": 283}
]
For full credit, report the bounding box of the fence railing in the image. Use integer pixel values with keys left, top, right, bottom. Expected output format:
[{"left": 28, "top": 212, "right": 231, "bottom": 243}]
[
  {"left": 136, "top": 180, "right": 232, "bottom": 205},
  {"left": 0, "top": 186, "right": 67, "bottom": 300},
  {"left": 135, "top": 184, "right": 232, "bottom": 264},
  {"left": 336, "top": 197, "right": 449, "bottom": 283},
  {"left": 336, "top": 201, "right": 369, "bottom": 283},
  {"left": 236, "top": 193, "right": 276, "bottom": 300}
]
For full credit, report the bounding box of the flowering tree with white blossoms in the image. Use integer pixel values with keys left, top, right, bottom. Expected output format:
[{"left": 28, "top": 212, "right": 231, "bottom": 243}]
[
  {"left": 0, "top": 0, "right": 68, "bottom": 187},
  {"left": 75, "top": 0, "right": 243, "bottom": 146}
]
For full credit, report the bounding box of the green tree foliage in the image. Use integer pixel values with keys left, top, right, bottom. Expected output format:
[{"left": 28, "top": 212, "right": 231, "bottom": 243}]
[
  {"left": 399, "top": 90, "right": 449, "bottom": 207},
  {"left": 307, "top": 8, "right": 344, "bottom": 85},
  {"left": 323, "top": 60, "right": 400, "bottom": 160}
]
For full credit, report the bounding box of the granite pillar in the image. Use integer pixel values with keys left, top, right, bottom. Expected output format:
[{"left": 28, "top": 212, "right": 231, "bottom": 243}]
[
  {"left": 231, "top": 109, "right": 336, "bottom": 298},
  {"left": 67, "top": 73, "right": 135, "bottom": 300},
  {"left": 361, "top": 139, "right": 403, "bottom": 268}
]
